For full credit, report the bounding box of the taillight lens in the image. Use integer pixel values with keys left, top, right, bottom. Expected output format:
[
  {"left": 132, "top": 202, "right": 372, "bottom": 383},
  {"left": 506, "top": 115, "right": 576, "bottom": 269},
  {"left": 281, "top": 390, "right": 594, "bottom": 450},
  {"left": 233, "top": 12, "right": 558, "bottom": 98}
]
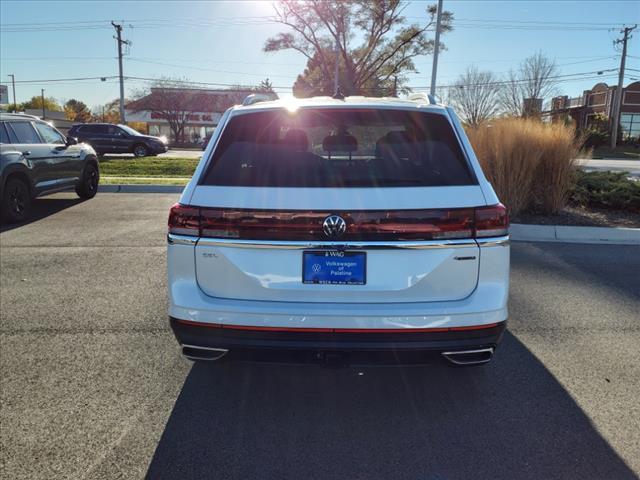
[
  {"left": 196, "top": 208, "right": 474, "bottom": 241},
  {"left": 168, "top": 203, "right": 200, "bottom": 235},
  {"left": 474, "top": 203, "right": 509, "bottom": 238},
  {"left": 200, "top": 209, "right": 327, "bottom": 240},
  {"left": 167, "top": 205, "right": 508, "bottom": 240},
  {"left": 352, "top": 209, "right": 474, "bottom": 240}
]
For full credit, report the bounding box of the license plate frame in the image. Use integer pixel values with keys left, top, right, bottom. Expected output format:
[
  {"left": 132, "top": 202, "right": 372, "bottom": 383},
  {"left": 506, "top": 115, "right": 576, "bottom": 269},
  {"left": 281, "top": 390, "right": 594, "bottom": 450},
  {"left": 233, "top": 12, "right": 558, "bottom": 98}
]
[{"left": 302, "top": 250, "right": 366, "bottom": 285}]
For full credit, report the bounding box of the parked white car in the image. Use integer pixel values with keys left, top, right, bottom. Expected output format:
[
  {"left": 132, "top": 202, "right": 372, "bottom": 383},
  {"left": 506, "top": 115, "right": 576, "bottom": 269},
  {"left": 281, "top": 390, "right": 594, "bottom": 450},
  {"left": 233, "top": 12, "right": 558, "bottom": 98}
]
[{"left": 167, "top": 94, "right": 509, "bottom": 366}]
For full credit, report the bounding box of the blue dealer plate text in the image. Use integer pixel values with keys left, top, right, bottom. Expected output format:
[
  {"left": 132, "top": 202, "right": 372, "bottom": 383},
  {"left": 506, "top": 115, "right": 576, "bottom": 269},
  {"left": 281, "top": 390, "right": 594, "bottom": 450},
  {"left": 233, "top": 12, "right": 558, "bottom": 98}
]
[{"left": 302, "top": 251, "right": 366, "bottom": 285}]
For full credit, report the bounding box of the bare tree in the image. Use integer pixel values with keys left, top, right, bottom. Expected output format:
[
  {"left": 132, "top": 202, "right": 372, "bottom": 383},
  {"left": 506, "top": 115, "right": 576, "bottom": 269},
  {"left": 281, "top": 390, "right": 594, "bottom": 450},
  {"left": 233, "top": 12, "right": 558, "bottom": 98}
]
[
  {"left": 449, "top": 66, "right": 501, "bottom": 127},
  {"left": 128, "top": 78, "right": 195, "bottom": 144},
  {"left": 148, "top": 88, "right": 190, "bottom": 144},
  {"left": 500, "top": 52, "right": 559, "bottom": 117},
  {"left": 265, "top": 1, "right": 453, "bottom": 96},
  {"left": 128, "top": 79, "right": 259, "bottom": 144}
]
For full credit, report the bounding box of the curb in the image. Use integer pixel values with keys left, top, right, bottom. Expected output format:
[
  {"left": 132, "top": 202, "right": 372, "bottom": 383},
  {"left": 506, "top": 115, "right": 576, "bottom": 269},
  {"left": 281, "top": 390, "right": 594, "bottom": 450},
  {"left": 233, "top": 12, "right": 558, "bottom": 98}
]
[
  {"left": 510, "top": 223, "right": 640, "bottom": 245},
  {"left": 99, "top": 184, "right": 184, "bottom": 193}
]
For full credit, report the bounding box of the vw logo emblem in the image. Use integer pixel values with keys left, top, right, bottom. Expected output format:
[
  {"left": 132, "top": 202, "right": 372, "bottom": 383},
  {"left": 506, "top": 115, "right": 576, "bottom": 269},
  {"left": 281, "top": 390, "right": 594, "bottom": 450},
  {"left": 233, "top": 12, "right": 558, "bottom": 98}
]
[{"left": 322, "top": 215, "right": 346, "bottom": 238}]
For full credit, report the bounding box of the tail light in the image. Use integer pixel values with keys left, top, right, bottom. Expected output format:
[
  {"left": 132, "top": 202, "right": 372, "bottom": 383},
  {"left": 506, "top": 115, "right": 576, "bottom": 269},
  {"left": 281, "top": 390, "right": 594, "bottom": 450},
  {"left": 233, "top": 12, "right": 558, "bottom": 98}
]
[
  {"left": 474, "top": 203, "right": 509, "bottom": 237},
  {"left": 168, "top": 204, "right": 508, "bottom": 240},
  {"left": 168, "top": 203, "right": 200, "bottom": 236}
]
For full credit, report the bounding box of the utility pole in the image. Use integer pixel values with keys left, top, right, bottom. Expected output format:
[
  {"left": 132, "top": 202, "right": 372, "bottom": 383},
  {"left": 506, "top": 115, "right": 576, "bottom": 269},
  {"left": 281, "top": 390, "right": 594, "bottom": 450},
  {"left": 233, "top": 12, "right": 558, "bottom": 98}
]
[
  {"left": 41, "top": 89, "right": 45, "bottom": 120},
  {"left": 8, "top": 74, "right": 16, "bottom": 111},
  {"left": 610, "top": 24, "right": 636, "bottom": 149},
  {"left": 333, "top": 36, "right": 340, "bottom": 96},
  {"left": 429, "top": 0, "right": 443, "bottom": 97},
  {"left": 111, "top": 21, "right": 130, "bottom": 123}
]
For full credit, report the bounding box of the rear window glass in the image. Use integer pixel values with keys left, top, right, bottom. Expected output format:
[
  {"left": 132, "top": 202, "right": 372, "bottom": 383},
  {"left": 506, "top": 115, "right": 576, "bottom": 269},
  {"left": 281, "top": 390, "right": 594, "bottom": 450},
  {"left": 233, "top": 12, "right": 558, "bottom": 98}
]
[
  {"left": 201, "top": 108, "right": 475, "bottom": 188},
  {"left": 7, "top": 121, "right": 42, "bottom": 144}
]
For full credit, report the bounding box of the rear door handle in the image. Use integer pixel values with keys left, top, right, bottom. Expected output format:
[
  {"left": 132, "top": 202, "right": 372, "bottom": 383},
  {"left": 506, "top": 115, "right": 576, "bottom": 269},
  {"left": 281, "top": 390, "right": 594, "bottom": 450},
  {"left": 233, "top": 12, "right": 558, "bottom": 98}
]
[{"left": 22, "top": 151, "right": 31, "bottom": 156}]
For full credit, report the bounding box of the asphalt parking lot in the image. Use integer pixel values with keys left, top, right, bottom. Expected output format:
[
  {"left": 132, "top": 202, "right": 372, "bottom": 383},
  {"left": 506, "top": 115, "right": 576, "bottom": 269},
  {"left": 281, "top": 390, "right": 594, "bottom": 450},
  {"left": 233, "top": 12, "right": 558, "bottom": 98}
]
[{"left": 1, "top": 193, "right": 639, "bottom": 480}]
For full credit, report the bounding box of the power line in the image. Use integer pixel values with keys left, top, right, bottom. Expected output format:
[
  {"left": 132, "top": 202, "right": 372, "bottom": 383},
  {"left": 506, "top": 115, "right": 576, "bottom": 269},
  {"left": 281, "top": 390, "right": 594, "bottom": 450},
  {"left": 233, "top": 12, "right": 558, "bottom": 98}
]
[
  {"left": 124, "top": 58, "right": 296, "bottom": 79},
  {"left": 126, "top": 71, "right": 620, "bottom": 92},
  {"left": 0, "top": 18, "right": 276, "bottom": 33},
  {"left": 410, "top": 59, "right": 618, "bottom": 80},
  {"left": 5, "top": 54, "right": 613, "bottom": 70},
  {"left": 1, "top": 56, "right": 116, "bottom": 61},
  {"left": 0, "top": 75, "right": 118, "bottom": 84},
  {"left": 0, "top": 15, "right": 272, "bottom": 27},
  {"left": 1, "top": 15, "right": 628, "bottom": 34},
  {"left": 1, "top": 55, "right": 304, "bottom": 67},
  {"left": 0, "top": 68, "right": 620, "bottom": 90},
  {"left": 129, "top": 56, "right": 302, "bottom": 67},
  {"left": 435, "top": 54, "right": 617, "bottom": 65},
  {"left": 423, "top": 17, "right": 629, "bottom": 26},
  {"left": 124, "top": 76, "right": 283, "bottom": 89},
  {"left": 450, "top": 23, "right": 614, "bottom": 32},
  {"left": 405, "top": 16, "right": 626, "bottom": 30},
  {"left": 4, "top": 15, "right": 625, "bottom": 29}
]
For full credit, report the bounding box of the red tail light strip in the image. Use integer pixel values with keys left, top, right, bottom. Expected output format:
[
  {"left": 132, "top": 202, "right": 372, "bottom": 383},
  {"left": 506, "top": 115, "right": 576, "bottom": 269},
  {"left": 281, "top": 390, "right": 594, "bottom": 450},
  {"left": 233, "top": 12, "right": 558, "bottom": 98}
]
[
  {"left": 176, "top": 319, "right": 501, "bottom": 333},
  {"left": 475, "top": 203, "right": 509, "bottom": 237},
  {"left": 168, "top": 203, "right": 508, "bottom": 241}
]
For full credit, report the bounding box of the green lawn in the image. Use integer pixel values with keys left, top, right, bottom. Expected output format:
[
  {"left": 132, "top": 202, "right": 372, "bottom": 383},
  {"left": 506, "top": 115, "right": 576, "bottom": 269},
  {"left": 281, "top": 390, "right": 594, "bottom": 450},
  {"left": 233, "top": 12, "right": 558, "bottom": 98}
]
[
  {"left": 592, "top": 146, "right": 640, "bottom": 160},
  {"left": 98, "top": 157, "right": 199, "bottom": 177}
]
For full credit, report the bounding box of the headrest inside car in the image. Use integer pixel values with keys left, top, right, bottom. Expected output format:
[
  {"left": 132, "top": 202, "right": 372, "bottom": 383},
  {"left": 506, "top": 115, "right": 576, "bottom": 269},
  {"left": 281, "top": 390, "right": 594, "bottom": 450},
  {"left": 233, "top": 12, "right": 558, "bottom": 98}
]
[
  {"left": 322, "top": 133, "right": 358, "bottom": 152},
  {"left": 281, "top": 128, "right": 309, "bottom": 151}
]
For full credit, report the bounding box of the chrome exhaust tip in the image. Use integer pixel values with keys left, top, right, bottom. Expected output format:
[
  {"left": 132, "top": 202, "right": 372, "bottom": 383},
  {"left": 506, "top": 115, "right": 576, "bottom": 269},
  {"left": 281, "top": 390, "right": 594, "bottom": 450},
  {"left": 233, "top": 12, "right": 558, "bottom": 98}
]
[
  {"left": 181, "top": 344, "right": 229, "bottom": 362},
  {"left": 441, "top": 347, "right": 494, "bottom": 366}
]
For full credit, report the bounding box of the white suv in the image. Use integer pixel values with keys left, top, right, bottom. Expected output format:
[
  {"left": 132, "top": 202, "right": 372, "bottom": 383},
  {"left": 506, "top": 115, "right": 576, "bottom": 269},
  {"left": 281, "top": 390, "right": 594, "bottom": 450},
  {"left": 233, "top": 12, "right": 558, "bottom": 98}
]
[{"left": 167, "top": 94, "right": 509, "bottom": 366}]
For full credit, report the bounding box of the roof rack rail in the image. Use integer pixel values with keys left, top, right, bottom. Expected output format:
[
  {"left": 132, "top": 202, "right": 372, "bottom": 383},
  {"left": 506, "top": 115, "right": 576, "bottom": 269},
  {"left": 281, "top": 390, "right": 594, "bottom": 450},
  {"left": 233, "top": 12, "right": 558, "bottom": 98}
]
[
  {"left": 408, "top": 92, "right": 437, "bottom": 105},
  {"left": 242, "top": 93, "right": 277, "bottom": 106}
]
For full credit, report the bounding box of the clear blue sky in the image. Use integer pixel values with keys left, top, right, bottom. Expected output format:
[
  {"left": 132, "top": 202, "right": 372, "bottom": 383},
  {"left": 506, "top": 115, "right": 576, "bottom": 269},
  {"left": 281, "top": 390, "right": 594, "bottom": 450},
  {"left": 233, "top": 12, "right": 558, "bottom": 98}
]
[{"left": 1, "top": 0, "right": 638, "bottom": 111}]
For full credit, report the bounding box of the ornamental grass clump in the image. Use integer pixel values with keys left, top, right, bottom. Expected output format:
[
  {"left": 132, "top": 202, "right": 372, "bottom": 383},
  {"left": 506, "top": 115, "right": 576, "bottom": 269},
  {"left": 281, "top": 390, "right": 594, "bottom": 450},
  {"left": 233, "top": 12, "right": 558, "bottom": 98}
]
[{"left": 467, "top": 118, "right": 581, "bottom": 216}]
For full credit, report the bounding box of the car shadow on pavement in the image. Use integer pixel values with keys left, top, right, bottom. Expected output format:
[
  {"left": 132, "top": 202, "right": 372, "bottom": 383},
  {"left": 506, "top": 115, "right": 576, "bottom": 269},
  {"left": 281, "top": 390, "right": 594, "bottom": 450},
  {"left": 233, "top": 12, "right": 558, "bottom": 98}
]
[
  {"left": 513, "top": 242, "right": 640, "bottom": 302},
  {"left": 0, "top": 197, "right": 84, "bottom": 233},
  {"left": 145, "top": 332, "right": 636, "bottom": 480}
]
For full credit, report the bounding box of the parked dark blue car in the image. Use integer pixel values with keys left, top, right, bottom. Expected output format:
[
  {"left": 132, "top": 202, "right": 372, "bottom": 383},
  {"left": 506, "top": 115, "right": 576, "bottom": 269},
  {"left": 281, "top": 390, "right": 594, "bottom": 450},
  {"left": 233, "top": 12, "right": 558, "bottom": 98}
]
[{"left": 68, "top": 123, "right": 168, "bottom": 157}]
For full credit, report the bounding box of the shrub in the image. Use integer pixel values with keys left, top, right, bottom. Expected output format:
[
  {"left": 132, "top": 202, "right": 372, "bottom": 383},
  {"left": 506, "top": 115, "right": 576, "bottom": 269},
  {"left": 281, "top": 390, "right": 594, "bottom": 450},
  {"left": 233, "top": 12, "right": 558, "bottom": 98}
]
[
  {"left": 570, "top": 171, "right": 640, "bottom": 212},
  {"left": 466, "top": 118, "right": 581, "bottom": 215},
  {"left": 580, "top": 128, "right": 609, "bottom": 149}
]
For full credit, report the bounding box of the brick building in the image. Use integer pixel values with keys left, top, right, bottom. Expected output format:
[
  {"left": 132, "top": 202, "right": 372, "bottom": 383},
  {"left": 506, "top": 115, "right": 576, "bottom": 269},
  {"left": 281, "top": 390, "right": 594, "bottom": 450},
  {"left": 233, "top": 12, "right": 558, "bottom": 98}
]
[
  {"left": 549, "top": 80, "right": 640, "bottom": 141},
  {"left": 125, "top": 87, "right": 256, "bottom": 145}
]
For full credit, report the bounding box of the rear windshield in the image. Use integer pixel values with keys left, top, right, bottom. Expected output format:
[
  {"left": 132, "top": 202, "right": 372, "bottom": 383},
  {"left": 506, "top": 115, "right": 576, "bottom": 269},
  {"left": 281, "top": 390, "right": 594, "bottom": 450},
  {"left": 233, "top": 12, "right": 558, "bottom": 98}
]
[{"left": 201, "top": 108, "right": 475, "bottom": 188}]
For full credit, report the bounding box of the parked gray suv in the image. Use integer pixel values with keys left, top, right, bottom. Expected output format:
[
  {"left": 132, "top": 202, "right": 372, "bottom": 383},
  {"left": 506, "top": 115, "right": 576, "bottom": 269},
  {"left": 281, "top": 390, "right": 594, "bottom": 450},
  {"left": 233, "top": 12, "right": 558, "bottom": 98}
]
[{"left": 0, "top": 113, "right": 100, "bottom": 223}]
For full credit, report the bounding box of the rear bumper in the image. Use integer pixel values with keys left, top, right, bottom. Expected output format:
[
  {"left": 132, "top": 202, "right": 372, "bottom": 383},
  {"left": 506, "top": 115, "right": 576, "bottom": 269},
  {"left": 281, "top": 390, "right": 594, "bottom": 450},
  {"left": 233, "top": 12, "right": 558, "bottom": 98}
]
[
  {"left": 168, "top": 235, "right": 510, "bottom": 330},
  {"left": 170, "top": 317, "right": 506, "bottom": 364}
]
